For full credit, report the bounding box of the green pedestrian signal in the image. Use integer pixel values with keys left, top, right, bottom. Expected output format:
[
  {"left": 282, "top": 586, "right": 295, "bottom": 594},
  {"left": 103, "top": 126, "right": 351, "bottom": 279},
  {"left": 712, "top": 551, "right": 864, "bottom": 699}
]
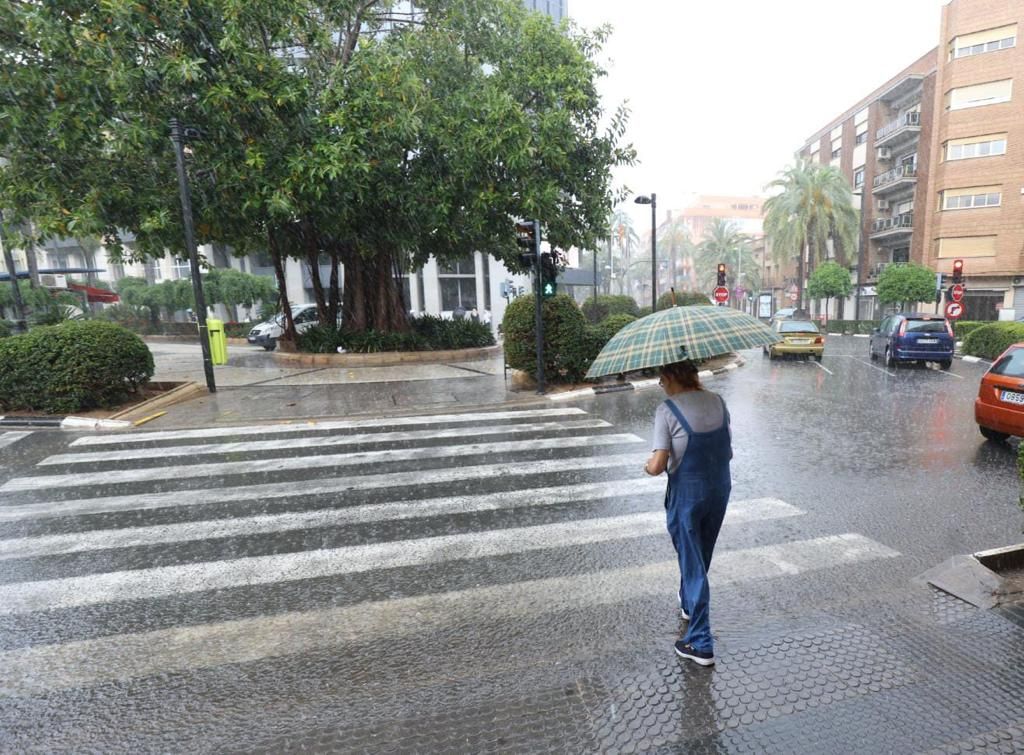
[{"left": 540, "top": 252, "right": 558, "bottom": 298}]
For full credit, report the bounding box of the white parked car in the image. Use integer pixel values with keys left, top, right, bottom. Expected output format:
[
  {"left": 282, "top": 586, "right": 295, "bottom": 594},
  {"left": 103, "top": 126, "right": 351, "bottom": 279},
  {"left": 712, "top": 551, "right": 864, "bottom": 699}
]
[{"left": 246, "top": 304, "right": 321, "bottom": 351}]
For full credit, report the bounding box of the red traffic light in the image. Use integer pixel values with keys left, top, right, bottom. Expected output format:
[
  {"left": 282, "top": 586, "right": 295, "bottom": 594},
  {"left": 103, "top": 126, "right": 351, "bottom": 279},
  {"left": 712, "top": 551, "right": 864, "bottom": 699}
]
[{"left": 952, "top": 259, "right": 964, "bottom": 283}]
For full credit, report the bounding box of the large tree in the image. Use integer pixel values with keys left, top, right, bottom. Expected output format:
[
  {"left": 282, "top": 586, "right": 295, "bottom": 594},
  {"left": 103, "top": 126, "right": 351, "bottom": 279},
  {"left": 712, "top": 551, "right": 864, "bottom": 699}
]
[
  {"left": 0, "top": 0, "right": 632, "bottom": 337},
  {"left": 763, "top": 159, "right": 859, "bottom": 311}
]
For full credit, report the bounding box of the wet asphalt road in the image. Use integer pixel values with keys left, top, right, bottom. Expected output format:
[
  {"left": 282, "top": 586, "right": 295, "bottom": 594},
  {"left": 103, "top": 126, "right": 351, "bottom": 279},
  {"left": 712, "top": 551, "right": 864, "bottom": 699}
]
[{"left": 1, "top": 335, "right": 1023, "bottom": 753}]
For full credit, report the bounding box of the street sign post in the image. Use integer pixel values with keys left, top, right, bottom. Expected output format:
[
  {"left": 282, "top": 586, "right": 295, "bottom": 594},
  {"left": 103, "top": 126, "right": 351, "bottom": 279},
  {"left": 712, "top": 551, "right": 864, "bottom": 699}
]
[
  {"left": 713, "top": 286, "right": 730, "bottom": 304},
  {"left": 945, "top": 301, "right": 964, "bottom": 320}
]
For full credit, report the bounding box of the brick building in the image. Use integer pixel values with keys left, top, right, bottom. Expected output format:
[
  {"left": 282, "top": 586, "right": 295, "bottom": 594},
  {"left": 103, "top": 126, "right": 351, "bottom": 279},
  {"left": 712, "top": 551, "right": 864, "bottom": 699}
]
[{"left": 797, "top": 0, "right": 1023, "bottom": 321}]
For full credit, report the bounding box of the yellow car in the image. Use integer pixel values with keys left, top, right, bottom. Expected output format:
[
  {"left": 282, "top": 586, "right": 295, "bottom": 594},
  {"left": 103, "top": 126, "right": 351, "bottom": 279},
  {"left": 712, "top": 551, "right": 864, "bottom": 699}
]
[{"left": 765, "top": 319, "right": 826, "bottom": 361}]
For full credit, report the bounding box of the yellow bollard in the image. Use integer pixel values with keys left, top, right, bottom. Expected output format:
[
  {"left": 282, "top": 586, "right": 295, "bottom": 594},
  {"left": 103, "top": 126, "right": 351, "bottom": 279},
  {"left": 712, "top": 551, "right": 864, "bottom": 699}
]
[{"left": 207, "top": 317, "right": 228, "bottom": 365}]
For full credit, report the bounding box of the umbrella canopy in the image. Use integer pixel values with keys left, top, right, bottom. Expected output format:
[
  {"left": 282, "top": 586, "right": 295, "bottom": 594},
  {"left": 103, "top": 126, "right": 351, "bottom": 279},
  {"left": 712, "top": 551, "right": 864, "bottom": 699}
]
[{"left": 585, "top": 305, "right": 781, "bottom": 379}]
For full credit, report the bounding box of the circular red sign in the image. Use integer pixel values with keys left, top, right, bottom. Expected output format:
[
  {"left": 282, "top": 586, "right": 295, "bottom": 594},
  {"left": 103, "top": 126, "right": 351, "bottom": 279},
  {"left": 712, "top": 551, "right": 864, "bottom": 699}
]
[
  {"left": 951, "top": 283, "right": 965, "bottom": 302},
  {"left": 713, "top": 286, "right": 730, "bottom": 303},
  {"left": 945, "top": 301, "right": 964, "bottom": 319}
]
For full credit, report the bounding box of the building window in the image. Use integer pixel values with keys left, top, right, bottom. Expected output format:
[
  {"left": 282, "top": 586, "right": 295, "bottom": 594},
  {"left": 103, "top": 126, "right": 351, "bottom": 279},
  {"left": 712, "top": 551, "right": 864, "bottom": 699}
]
[
  {"left": 831, "top": 148, "right": 841, "bottom": 159},
  {"left": 855, "top": 132, "right": 868, "bottom": 145},
  {"left": 937, "top": 235, "right": 997, "bottom": 258},
  {"left": 946, "top": 80, "right": 1013, "bottom": 110},
  {"left": 941, "top": 187, "right": 1002, "bottom": 210},
  {"left": 438, "top": 255, "right": 477, "bottom": 311},
  {"left": 853, "top": 168, "right": 865, "bottom": 189},
  {"left": 172, "top": 258, "right": 191, "bottom": 280},
  {"left": 892, "top": 247, "right": 910, "bottom": 264},
  {"left": 950, "top": 24, "right": 1017, "bottom": 59},
  {"left": 946, "top": 135, "right": 1007, "bottom": 161}
]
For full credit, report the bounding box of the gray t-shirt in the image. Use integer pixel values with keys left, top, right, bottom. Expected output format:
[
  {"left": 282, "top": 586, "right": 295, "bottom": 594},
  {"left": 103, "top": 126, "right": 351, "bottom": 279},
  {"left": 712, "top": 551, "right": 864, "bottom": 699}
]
[{"left": 652, "top": 390, "right": 732, "bottom": 473}]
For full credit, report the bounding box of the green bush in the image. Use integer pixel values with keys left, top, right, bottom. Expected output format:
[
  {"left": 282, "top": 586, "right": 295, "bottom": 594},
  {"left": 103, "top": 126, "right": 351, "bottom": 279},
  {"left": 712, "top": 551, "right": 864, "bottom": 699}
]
[
  {"left": 962, "top": 322, "right": 1024, "bottom": 360},
  {"left": 0, "top": 320, "right": 12, "bottom": 339},
  {"left": 656, "top": 291, "right": 710, "bottom": 309},
  {"left": 503, "top": 293, "right": 600, "bottom": 383},
  {"left": 953, "top": 321, "right": 986, "bottom": 341},
  {"left": 596, "top": 313, "right": 637, "bottom": 343},
  {"left": 581, "top": 294, "right": 639, "bottom": 324},
  {"left": 0, "top": 321, "right": 154, "bottom": 414},
  {"left": 296, "top": 315, "right": 495, "bottom": 354},
  {"left": 823, "top": 320, "right": 879, "bottom": 335}
]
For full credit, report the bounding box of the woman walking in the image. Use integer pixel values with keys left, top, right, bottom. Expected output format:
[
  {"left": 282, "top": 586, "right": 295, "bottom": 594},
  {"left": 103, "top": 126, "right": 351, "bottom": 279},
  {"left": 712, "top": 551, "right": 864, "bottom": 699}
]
[{"left": 643, "top": 360, "right": 732, "bottom": 666}]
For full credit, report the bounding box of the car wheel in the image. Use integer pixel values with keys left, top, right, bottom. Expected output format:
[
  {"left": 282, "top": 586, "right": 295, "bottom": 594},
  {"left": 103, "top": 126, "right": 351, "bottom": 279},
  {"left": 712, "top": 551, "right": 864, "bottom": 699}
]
[
  {"left": 980, "top": 425, "right": 1009, "bottom": 443},
  {"left": 869, "top": 345, "right": 878, "bottom": 361},
  {"left": 263, "top": 340, "right": 277, "bottom": 352},
  {"left": 885, "top": 348, "right": 897, "bottom": 369},
  {"left": 813, "top": 354, "right": 823, "bottom": 363},
  {"left": 939, "top": 360, "right": 952, "bottom": 370}
]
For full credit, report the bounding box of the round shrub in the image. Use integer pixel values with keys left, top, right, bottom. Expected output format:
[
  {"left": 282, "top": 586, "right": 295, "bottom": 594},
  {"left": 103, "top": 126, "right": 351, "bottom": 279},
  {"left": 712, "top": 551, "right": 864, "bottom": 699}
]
[
  {"left": 503, "top": 293, "right": 600, "bottom": 383},
  {"left": 581, "top": 294, "right": 639, "bottom": 324},
  {"left": 596, "top": 313, "right": 637, "bottom": 343},
  {"left": 0, "top": 321, "right": 154, "bottom": 414},
  {"left": 961, "top": 322, "right": 1024, "bottom": 361},
  {"left": 656, "top": 291, "right": 710, "bottom": 309}
]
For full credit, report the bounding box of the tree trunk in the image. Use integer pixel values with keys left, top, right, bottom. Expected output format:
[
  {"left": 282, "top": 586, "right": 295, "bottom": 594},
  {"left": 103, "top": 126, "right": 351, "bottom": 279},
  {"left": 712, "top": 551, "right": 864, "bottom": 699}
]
[
  {"left": 328, "top": 244, "right": 341, "bottom": 328},
  {"left": 342, "top": 247, "right": 409, "bottom": 332},
  {"left": 25, "top": 244, "right": 39, "bottom": 289},
  {"left": 796, "top": 244, "right": 805, "bottom": 311},
  {"left": 302, "top": 222, "right": 329, "bottom": 325},
  {"left": 269, "top": 229, "right": 297, "bottom": 342}
]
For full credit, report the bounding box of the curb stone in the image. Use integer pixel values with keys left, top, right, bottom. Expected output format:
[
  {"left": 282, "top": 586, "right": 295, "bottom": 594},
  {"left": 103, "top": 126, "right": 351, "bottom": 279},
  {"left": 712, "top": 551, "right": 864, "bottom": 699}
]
[
  {"left": 0, "top": 416, "right": 132, "bottom": 431},
  {"left": 547, "top": 354, "right": 746, "bottom": 402}
]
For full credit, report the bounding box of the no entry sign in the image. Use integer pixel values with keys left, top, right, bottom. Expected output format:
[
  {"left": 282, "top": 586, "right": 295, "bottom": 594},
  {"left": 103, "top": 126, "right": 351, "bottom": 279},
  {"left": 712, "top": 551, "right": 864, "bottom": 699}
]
[
  {"left": 945, "top": 301, "right": 964, "bottom": 320},
  {"left": 713, "top": 286, "right": 729, "bottom": 304}
]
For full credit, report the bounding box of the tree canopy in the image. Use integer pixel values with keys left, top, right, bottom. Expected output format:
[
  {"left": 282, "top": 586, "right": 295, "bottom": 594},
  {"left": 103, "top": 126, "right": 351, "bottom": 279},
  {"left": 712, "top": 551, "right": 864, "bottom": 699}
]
[
  {"left": 1, "top": 0, "right": 633, "bottom": 334},
  {"left": 877, "top": 263, "right": 936, "bottom": 309},
  {"left": 806, "top": 261, "right": 853, "bottom": 305}
]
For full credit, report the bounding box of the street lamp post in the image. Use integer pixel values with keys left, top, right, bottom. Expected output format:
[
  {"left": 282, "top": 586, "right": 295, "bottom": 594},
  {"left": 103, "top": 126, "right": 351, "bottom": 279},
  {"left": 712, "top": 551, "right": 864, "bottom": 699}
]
[
  {"left": 169, "top": 118, "right": 216, "bottom": 394},
  {"left": 635, "top": 193, "right": 657, "bottom": 312}
]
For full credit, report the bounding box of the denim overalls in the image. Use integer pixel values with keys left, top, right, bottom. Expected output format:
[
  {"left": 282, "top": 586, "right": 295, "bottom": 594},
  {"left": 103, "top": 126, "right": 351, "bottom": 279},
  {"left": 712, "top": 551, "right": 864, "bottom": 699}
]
[{"left": 663, "top": 397, "right": 732, "bottom": 654}]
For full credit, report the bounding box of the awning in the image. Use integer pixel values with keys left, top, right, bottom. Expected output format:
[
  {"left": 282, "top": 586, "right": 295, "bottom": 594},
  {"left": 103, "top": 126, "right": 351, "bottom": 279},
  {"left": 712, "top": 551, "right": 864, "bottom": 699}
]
[{"left": 68, "top": 282, "right": 120, "bottom": 304}]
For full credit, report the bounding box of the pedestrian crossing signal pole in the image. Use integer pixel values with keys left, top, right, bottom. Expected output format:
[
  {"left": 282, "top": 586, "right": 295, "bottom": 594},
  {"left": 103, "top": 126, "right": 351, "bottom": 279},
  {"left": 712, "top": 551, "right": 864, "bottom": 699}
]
[{"left": 516, "top": 220, "right": 545, "bottom": 394}]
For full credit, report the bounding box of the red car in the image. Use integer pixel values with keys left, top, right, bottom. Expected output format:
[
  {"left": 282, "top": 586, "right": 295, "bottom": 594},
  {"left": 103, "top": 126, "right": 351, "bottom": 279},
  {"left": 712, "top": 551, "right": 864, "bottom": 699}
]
[{"left": 975, "top": 343, "right": 1024, "bottom": 441}]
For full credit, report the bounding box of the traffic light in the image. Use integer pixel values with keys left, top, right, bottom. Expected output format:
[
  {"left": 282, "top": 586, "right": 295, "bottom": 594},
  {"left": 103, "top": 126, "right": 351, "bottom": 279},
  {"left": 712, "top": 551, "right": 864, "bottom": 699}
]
[
  {"left": 952, "top": 259, "right": 964, "bottom": 284},
  {"left": 515, "top": 221, "right": 538, "bottom": 269},
  {"left": 540, "top": 252, "right": 558, "bottom": 297},
  {"left": 717, "top": 263, "right": 727, "bottom": 287}
]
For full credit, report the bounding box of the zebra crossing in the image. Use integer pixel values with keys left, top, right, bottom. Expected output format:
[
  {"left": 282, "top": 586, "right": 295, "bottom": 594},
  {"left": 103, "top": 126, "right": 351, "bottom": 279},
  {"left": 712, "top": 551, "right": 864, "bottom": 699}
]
[{"left": 0, "top": 406, "right": 900, "bottom": 701}]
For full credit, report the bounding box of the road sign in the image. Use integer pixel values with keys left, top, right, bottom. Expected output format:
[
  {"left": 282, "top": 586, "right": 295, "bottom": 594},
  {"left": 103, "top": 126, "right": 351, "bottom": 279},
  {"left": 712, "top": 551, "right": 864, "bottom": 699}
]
[
  {"left": 713, "top": 286, "right": 730, "bottom": 304},
  {"left": 787, "top": 292, "right": 798, "bottom": 302},
  {"left": 945, "top": 301, "right": 964, "bottom": 319},
  {"left": 951, "top": 283, "right": 965, "bottom": 302}
]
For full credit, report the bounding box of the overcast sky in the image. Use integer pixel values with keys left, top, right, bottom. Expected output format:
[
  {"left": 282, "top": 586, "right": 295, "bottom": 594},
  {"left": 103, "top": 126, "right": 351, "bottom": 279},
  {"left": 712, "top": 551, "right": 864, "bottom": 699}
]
[{"left": 569, "top": 0, "right": 950, "bottom": 223}]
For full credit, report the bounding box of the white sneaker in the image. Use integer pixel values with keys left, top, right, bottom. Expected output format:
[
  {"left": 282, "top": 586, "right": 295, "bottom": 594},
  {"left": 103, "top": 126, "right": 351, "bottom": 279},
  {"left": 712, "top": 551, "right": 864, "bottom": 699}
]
[{"left": 678, "top": 591, "right": 689, "bottom": 621}]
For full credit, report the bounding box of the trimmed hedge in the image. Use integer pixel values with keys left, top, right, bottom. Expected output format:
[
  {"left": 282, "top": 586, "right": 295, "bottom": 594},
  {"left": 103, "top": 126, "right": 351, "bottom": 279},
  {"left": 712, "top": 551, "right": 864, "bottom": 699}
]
[
  {"left": 961, "top": 322, "right": 1024, "bottom": 360},
  {"left": 0, "top": 321, "right": 154, "bottom": 413},
  {"left": 823, "top": 320, "right": 879, "bottom": 335},
  {"left": 581, "top": 295, "right": 639, "bottom": 324},
  {"left": 656, "top": 291, "right": 710, "bottom": 309},
  {"left": 503, "top": 293, "right": 603, "bottom": 383},
  {"left": 953, "top": 321, "right": 986, "bottom": 341},
  {"left": 296, "top": 315, "right": 495, "bottom": 354},
  {"left": 596, "top": 313, "right": 637, "bottom": 343}
]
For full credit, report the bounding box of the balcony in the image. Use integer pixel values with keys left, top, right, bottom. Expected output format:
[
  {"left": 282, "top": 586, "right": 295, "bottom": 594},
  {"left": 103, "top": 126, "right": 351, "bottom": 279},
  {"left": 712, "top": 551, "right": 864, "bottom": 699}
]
[
  {"left": 875, "top": 111, "right": 921, "bottom": 148},
  {"left": 872, "top": 163, "right": 918, "bottom": 195},
  {"left": 870, "top": 212, "right": 913, "bottom": 239}
]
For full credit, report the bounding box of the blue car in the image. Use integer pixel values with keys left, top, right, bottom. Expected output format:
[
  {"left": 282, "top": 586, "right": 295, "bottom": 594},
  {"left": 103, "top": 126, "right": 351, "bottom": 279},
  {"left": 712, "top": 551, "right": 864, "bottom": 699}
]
[{"left": 869, "top": 313, "right": 955, "bottom": 369}]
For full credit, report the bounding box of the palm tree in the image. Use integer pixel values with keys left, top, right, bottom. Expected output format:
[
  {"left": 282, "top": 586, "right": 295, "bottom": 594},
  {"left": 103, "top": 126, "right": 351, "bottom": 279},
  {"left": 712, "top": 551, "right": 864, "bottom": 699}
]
[
  {"left": 657, "top": 214, "right": 694, "bottom": 293},
  {"left": 607, "top": 208, "right": 641, "bottom": 296},
  {"left": 763, "top": 158, "right": 859, "bottom": 311},
  {"left": 694, "top": 219, "right": 760, "bottom": 309}
]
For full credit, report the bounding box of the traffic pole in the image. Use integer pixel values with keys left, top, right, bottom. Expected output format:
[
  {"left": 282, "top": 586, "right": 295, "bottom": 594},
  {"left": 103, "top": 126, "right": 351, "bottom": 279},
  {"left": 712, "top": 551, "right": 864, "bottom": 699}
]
[
  {"left": 170, "top": 118, "right": 217, "bottom": 394},
  {"left": 533, "top": 220, "right": 546, "bottom": 395}
]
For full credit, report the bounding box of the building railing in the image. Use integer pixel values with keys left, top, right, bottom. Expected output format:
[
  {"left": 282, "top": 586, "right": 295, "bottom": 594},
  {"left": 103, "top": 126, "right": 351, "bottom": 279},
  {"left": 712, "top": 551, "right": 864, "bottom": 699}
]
[
  {"left": 871, "top": 212, "right": 913, "bottom": 234},
  {"left": 875, "top": 111, "right": 921, "bottom": 142},
  {"left": 872, "top": 163, "right": 917, "bottom": 189}
]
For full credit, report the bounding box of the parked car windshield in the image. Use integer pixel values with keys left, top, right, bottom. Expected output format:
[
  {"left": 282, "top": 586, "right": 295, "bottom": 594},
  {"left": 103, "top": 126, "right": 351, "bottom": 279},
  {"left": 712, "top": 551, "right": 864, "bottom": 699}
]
[
  {"left": 779, "top": 321, "right": 819, "bottom": 333},
  {"left": 905, "top": 319, "right": 947, "bottom": 333},
  {"left": 990, "top": 348, "right": 1024, "bottom": 378}
]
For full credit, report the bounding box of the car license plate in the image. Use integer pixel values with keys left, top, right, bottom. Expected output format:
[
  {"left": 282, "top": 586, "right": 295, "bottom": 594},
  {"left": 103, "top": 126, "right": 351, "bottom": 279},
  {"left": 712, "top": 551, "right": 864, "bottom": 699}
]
[
  {"left": 917, "top": 338, "right": 939, "bottom": 345},
  {"left": 1001, "top": 390, "right": 1024, "bottom": 406},
  {"left": 789, "top": 339, "right": 811, "bottom": 345}
]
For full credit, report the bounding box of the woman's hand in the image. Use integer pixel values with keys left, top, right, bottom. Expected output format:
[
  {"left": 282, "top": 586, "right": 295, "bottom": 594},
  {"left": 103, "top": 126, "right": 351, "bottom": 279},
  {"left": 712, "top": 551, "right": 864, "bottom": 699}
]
[{"left": 644, "top": 450, "right": 670, "bottom": 476}]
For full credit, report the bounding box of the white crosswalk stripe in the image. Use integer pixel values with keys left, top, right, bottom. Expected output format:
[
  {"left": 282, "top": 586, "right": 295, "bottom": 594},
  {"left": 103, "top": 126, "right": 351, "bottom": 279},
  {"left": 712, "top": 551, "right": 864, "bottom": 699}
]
[
  {"left": 0, "top": 406, "right": 902, "bottom": 699},
  {"left": 0, "top": 431, "right": 32, "bottom": 451}
]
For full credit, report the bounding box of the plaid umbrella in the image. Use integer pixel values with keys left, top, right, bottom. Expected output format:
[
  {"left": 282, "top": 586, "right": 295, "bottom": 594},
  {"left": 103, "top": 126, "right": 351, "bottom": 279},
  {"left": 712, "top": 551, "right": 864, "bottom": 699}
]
[{"left": 585, "top": 305, "right": 781, "bottom": 379}]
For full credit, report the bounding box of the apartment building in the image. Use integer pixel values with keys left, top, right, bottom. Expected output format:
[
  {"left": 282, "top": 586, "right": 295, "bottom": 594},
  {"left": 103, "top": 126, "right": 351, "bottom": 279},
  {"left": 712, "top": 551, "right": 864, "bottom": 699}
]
[{"left": 797, "top": 0, "right": 1023, "bottom": 321}]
